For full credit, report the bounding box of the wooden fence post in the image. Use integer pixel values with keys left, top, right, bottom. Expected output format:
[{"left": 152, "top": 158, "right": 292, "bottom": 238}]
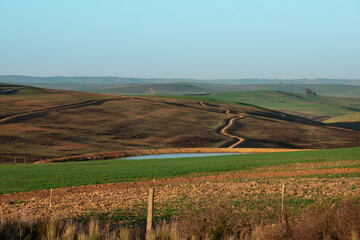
[
  {"left": 146, "top": 188, "right": 155, "bottom": 236},
  {"left": 281, "top": 183, "right": 285, "bottom": 223},
  {"left": 49, "top": 188, "right": 53, "bottom": 212}
]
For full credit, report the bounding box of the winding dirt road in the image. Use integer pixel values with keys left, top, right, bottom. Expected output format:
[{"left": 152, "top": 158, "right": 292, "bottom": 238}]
[{"left": 199, "top": 101, "right": 245, "bottom": 148}]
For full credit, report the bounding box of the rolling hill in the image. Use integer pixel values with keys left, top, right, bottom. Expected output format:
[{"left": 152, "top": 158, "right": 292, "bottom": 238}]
[{"left": 1, "top": 83, "right": 360, "bottom": 163}]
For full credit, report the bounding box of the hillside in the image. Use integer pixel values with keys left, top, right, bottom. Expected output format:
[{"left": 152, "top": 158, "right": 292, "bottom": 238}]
[
  {"left": 204, "top": 90, "right": 360, "bottom": 117},
  {"left": 1, "top": 83, "right": 360, "bottom": 162},
  {"left": 324, "top": 113, "right": 360, "bottom": 131}
]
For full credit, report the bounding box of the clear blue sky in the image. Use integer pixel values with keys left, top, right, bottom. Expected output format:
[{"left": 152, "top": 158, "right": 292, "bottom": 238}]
[{"left": 1, "top": 0, "right": 359, "bottom": 79}]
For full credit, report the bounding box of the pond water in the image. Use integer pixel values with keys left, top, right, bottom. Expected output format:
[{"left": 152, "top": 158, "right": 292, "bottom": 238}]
[{"left": 120, "top": 152, "right": 249, "bottom": 160}]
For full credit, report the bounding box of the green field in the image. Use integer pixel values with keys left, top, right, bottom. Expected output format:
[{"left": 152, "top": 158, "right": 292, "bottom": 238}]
[
  {"left": 324, "top": 113, "right": 360, "bottom": 131},
  {"left": 1, "top": 147, "right": 359, "bottom": 194},
  {"left": 210, "top": 91, "right": 360, "bottom": 116},
  {"left": 151, "top": 91, "right": 360, "bottom": 117}
]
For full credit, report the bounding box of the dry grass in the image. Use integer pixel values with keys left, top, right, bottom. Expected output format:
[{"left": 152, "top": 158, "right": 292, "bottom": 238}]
[{"left": 1, "top": 200, "right": 359, "bottom": 239}]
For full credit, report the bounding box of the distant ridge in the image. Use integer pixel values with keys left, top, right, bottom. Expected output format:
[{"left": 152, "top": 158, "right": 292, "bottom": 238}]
[{"left": 1, "top": 75, "right": 360, "bottom": 85}]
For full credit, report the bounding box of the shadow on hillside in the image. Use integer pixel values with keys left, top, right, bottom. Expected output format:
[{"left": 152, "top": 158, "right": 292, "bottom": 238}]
[{"left": 328, "top": 122, "right": 360, "bottom": 131}]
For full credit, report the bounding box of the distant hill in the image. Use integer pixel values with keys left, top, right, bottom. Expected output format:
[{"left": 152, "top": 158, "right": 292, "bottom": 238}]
[
  {"left": 2, "top": 75, "right": 360, "bottom": 97},
  {"left": 91, "top": 83, "right": 226, "bottom": 95},
  {"left": 1, "top": 75, "right": 360, "bottom": 85},
  {"left": 90, "top": 83, "right": 360, "bottom": 98}
]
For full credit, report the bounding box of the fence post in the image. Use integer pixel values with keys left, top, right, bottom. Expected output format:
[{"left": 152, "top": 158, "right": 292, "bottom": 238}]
[
  {"left": 146, "top": 188, "right": 155, "bottom": 236},
  {"left": 49, "top": 188, "right": 53, "bottom": 212},
  {"left": 281, "top": 183, "right": 285, "bottom": 223}
]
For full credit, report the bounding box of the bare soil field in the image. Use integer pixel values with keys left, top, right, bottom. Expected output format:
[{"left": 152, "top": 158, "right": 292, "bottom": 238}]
[{"left": 1, "top": 161, "right": 359, "bottom": 221}]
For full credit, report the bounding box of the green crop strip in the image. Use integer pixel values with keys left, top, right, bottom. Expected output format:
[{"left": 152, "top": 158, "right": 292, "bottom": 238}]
[{"left": 0, "top": 147, "right": 359, "bottom": 194}]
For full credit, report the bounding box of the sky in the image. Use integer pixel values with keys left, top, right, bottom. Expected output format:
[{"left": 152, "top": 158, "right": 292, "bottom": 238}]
[{"left": 0, "top": 0, "right": 360, "bottom": 79}]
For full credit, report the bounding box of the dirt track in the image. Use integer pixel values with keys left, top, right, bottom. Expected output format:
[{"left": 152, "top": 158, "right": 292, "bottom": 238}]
[{"left": 199, "top": 101, "right": 245, "bottom": 148}]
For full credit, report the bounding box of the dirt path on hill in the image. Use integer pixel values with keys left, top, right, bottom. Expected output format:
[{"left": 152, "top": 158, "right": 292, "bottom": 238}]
[
  {"left": 0, "top": 98, "right": 127, "bottom": 124},
  {"left": 199, "top": 101, "right": 245, "bottom": 148}
]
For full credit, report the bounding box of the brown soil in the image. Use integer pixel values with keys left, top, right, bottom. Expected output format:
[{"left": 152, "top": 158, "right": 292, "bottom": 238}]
[{"left": 1, "top": 167, "right": 359, "bottom": 220}]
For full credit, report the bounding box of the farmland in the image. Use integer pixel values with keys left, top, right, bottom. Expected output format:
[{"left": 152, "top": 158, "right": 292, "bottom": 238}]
[
  {"left": 151, "top": 90, "right": 360, "bottom": 117},
  {"left": 1, "top": 147, "right": 359, "bottom": 239},
  {"left": 0, "top": 147, "right": 358, "bottom": 194},
  {"left": 208, "top": 91, "right": 360, "bottom": 117},
  {"left": 324, "top": 113, "right": 360, "bottom": 131}
]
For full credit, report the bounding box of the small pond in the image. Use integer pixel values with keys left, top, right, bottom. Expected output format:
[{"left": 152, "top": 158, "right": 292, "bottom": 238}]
[{"left": 120, "top": 152, "right": 249, "bottom": 160}]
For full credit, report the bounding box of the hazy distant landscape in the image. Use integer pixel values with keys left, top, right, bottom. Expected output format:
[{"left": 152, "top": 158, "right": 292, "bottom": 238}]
[
  {"left": 1, "top": 0, "right": 360, "bottom": 238},
  {"left": 2, "top": 75, "right": 360, "bottom": 97}
]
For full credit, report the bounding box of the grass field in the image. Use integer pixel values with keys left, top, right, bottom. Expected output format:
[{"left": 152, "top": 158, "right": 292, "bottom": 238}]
[
  {"left": 0, "top": 147, "right": 359, "bottom": 194},
  {"left": 324, "top": 113, "right": 360, "bottom": 131},
  {"left": 151, "top": 91, "right": 360, "bottom": 117},
  {"left": 210, "top": 91, "right": 360, "bottom": 116},
  {"left": 209, "top": 83, "right": 360, "bottom": 98}
]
